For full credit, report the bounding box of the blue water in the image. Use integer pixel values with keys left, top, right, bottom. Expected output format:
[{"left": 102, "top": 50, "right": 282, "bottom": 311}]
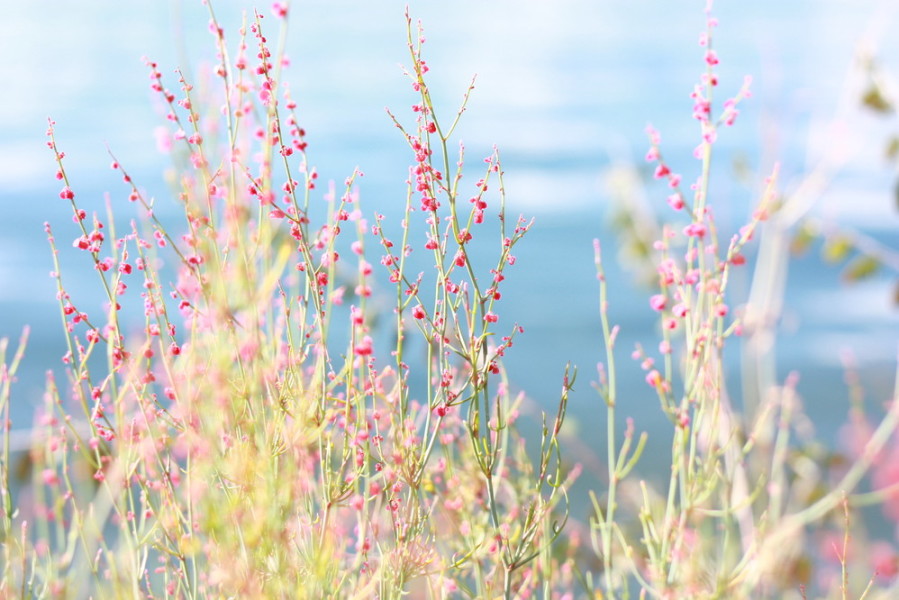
[{"left": 1, "top": 1, "right": 897, "bottom": 468}]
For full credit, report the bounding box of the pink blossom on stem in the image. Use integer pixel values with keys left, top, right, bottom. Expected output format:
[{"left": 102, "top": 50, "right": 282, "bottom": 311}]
[
  {"left": 42, "top": 469, "right": 59, "bottom": 486},
  {"left": 271, "top": 2, "right": 288, "bottom": 18},
  {"left": 684, "top": 223, "right": 707, "bottom": 238},
  {"left": 645, "top": 370, "right": 662, "bottom": 388},
  {"left": 353, "top": 336, "right": 373, "bottom": 357}
]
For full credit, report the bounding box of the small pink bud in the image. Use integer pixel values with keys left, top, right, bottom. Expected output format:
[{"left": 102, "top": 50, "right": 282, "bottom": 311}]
[
  {"left": 42, "top": 469, "right": 59, "bottom": 486},
  {"left": 683, "top": 223, "right": 707, "bottom": 238},
  {"left": 649, "top": 295, "right": 667, "bottom": 312},
  {"left": 645, "top": 370, "right": 662, "bottom": 388}
]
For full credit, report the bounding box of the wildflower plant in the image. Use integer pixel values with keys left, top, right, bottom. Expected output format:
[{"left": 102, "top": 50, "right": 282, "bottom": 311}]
[
  {"left": 3, "top": 3, "right": 574, "bottom": 599},
  {"left": 587, "top": 4, "right": 899, "bottom": 599},
  {"left": 0, "top": 1, "right": 897, "bottom": 599}
]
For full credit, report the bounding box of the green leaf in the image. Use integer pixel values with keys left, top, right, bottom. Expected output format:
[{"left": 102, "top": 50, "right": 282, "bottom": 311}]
[
  {"left": 885, "top": 136, "right": 899, "bottom": 161},
  {"left": 790, "top": 223, "right": 817, "bottom": 256},
  {"left": 842, "top": 255, "right": 881, "bottom": 282},
  {"left": 862, "top": 85, "right": 893, "bottom": 113},
  {"left": 822, "top": 235, "right": 853, "bottom": 263}
]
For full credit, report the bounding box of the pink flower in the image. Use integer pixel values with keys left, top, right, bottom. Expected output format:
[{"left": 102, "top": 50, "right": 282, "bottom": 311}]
[
  {"left": 272, "top": 2, "right": 288, "bottom": 18},
  {"left": 649, "top": 294, "right": 666, "bottom": 312},
  {"left": 683, "top": 223, "right": 707, "bottom": 238},
  {"left": 354, "top": 336, "right": 373, "bottom": 357},
  {"left": 645, "top": 370, "right": 662, "bottom": 388},
  {"left": 42, "top": 469, "right": 59, "bottom": 486},
  {"left": 870, "top": 542, "right": 899, "bottom": 580}
]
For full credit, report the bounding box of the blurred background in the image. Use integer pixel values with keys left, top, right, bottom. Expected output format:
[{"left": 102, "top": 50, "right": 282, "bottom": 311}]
[{"left": 1, "top": 0, "right": 897, "bottom": 478}]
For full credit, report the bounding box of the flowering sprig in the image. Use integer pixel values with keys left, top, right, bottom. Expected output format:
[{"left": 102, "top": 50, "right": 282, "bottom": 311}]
[{"left": 586, "top": 3, "right": 899, "bottom": 598}]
